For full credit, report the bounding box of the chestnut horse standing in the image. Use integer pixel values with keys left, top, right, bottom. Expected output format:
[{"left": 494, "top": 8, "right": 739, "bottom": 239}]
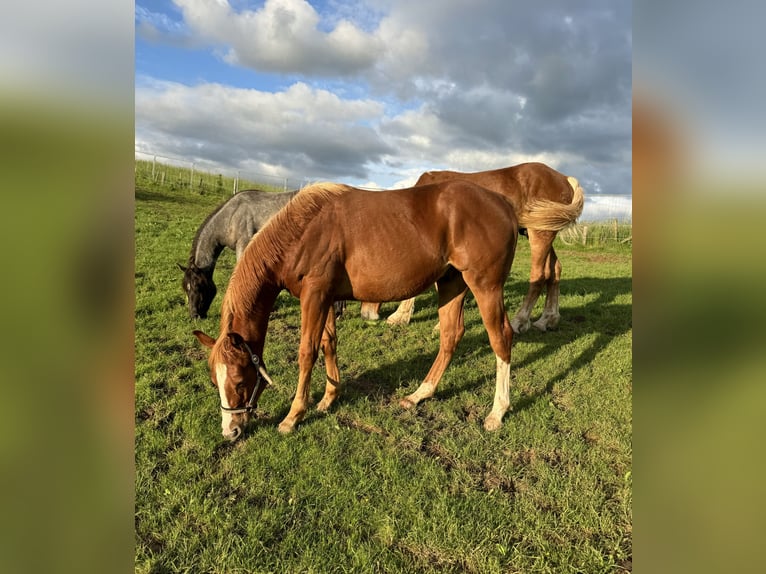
[
  {"left": 194, "top": 180, "right": 523, "bottom": 440},
  {"left": 362, "top": 162, "right": 584, "bottom": 333}
]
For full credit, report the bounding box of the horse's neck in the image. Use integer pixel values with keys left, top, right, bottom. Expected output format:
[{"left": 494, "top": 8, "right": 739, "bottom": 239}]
[
  {"left": 193, "top": 214, "right": 227, "bottom": 269},
  {"left": 228, "top": 285, "right": 279, "bottom": 358}
]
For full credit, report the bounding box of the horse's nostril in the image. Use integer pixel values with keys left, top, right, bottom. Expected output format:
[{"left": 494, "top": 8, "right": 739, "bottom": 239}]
[{"left": 227, "top": 426, "right": 241, "bottom": 441}]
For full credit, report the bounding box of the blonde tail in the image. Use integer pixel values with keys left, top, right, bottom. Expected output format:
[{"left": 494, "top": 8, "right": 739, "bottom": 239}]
[{"left": 518, "top": 176, "right": 585, "bottom": 231}]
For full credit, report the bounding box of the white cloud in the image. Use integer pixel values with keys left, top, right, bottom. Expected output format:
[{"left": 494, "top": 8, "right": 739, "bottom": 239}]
[
  {"left": 173, "top": 0, "right": 383, "bottom": 74},
  {"left": 581, "top": 195, "right": 632, "bottom": 222},
  {"left": 135, "top": 78, "right": 391, "bottom": 180},
  {"left": 136, "top": 0, "right": 631, "bottom": 191}
]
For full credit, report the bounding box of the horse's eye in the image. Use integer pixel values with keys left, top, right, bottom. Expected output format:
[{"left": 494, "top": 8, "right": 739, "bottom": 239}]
[{"left": 236, "top": 382, "right": 246, "bottom": 392}]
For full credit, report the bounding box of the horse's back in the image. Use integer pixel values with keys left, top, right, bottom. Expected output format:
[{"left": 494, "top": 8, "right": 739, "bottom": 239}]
[
  {"left": 416, "top": 162, "right": 574, "bottom": 208},
  {"left": 336, "top": 181, "right": 517, "bottom": 238},
  {"left": 218, "top": 189, "right": 296, "bottom": 247},
  {"left": 337, "top": 181, "right": 518, "bottom": 289}
]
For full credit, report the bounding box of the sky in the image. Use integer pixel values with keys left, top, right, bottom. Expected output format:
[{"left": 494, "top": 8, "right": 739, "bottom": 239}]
[{"left": 135, "top": 0, "right": 632, "bottom": 206}]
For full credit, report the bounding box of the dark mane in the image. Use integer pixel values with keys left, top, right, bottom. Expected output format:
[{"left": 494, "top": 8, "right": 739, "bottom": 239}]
[{"left": 221, "top": 183, "right": 349, "bottom": 323}]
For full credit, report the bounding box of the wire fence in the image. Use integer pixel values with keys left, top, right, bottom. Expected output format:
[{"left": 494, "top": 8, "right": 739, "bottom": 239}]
[
  {"left": 134, "top": 151, "right": 313, "bottom": 194},
  {"left": 135, "top": 150, "right": 632, "bottom": 245}
]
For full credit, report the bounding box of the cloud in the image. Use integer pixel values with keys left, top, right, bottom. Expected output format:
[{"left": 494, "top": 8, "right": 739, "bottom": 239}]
[
  {"left": 136, "top": 0, "right": 631, "bottom": 193},
  {"left": 581, "top": 195, "right": 632, "bottom": 222},
  {"left": 172, "top": 0, "right": 383, "bottom": 75},
  {"left": 135, "top": 78, "right": 392, "bottom": 180},
  {"left": 135, "top": 5, "right": 203, "bottom": 48}
]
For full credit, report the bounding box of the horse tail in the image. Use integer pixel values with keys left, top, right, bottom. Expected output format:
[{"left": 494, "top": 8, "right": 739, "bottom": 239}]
[{"left": 518, "top": 176, "right": 585, "bottom": 231}]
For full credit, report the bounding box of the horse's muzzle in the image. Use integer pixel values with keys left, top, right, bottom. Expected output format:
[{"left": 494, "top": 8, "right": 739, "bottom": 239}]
[{"left": 223, "top": 425, "right": 242, "bottom": 442}]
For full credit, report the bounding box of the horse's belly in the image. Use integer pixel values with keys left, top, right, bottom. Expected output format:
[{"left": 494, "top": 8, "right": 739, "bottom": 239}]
[{"left": 342, "top": 253, "right": 448, "bottom": 302}]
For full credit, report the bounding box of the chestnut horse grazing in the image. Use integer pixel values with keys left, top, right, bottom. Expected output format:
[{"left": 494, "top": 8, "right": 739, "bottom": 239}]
[
  {"left": 193, "top": 180, "right": 520, "bottom": 440},
  {"left": 368, "top": 162, "right": 584, "bottom": 333}
]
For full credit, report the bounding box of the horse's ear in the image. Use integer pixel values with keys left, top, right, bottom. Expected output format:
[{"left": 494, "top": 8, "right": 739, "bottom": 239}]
[
  {"left": 193, "top": 330, "right": 216, "bottom": 348},
  {"left": 177, "top": 263, "right": 188, "bottom": 272}
]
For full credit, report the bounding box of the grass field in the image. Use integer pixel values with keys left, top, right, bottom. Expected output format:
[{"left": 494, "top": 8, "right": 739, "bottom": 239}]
[{"left": 135, "top": 180, "right": 632, "bottom": 573}]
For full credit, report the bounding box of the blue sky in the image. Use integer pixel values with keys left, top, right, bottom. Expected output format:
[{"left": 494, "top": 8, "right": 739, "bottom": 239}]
[{"left": 135, "top": 0, "right": 632, "bottom": 200}]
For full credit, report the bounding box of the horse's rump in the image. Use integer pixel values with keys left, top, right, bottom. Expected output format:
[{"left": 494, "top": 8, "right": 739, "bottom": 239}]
[{"left": 416, "top": 162, "right": 583, "bottom": 230}]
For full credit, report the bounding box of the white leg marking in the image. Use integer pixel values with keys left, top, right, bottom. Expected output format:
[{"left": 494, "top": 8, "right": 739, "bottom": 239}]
[
  {"left": 387, "top": 298, "right": 416, "bottom": 325},
  {"left": 360, "top": 303, "right": 380, "bottom": 321},
  {"left": 409, "top": 382, "right": 435, "bottom": 403},
  {"left": 484, "top": 355, "right": 511, "bottom": 431},
  {"left": 216, "top": 363, "right": 234, "bottom": 435}
]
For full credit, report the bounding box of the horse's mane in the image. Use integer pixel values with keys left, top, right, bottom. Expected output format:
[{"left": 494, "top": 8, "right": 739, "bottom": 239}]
[{"left": 220, "top": 182, "right": 349, "bottom": 326}]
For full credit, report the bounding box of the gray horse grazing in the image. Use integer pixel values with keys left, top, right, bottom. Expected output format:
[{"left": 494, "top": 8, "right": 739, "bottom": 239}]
[{"left": 180, "top": 189, "right": 297, "bottom": 319}]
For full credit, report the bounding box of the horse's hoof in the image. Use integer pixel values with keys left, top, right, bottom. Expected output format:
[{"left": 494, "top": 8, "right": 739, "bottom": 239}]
[
  {"left": 316, "top": 399, "right": 332, "bottom": 412},
  {"left": 511, "top": 318, "right": 530, "bottom": 334},
  {"left": 483, "top": 415, "right": 503, "bottom": 431},
  {"left": 399, "top": 397, "right": 416, "bottom": 410},
  {"left": 386, "top": 314, "right": 411, "bottom": 326},
  {"left": 277, "top": 421, "right": 296, "bottom": 434},
  {"left": 533, "top": 314, "right": 560, "bottom": 332}
]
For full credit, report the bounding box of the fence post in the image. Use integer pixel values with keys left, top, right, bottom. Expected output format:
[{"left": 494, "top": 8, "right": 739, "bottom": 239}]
[
  {"left": 151, "top": 155, "right": 156, "bottom": 180},
  {"left": 233, "top": 171, "right": 240, "bottom": 194},
  {"left": 190, "top": 163, "right": 195, "bottom": 189}
]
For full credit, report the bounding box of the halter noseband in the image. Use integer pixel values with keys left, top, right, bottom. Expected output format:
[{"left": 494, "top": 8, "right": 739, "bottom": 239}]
[{"left": 220, "top": 342, "right": 273, "bottom": 415}]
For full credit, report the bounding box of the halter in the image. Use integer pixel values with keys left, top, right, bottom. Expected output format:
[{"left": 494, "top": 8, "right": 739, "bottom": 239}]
[{"left": 220, "top": 341, "right": 274, "bottom": 415}]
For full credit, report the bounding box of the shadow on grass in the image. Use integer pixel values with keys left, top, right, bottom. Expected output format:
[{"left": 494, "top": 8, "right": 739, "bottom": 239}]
[{"left": 277, "top": 276, "right": 632, "bottom": 427}]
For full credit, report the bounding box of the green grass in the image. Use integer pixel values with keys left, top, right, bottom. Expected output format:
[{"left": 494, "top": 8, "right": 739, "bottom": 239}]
[
  {"left": 135, "top": 159, "right": 290, "bottom": 196},
  {"left": 135, "top": 180, "right": 632, "bottom": 573}
]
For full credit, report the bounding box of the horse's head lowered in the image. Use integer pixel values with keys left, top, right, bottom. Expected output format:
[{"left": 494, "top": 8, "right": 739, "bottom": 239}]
[
  {"left": 193, "top": 330, "right": 274, "bottom": 441},
  {"left": 179, "top": 263, "right": 217, "bottom": 319}
]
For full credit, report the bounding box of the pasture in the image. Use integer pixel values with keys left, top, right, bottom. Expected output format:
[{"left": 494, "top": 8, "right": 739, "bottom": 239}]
[{"left": 135, "top": 181, "right": 632, "bottom": 573}]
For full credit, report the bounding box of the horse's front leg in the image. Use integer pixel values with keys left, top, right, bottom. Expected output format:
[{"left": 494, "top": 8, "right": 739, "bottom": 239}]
[{"left": 278, "top": 290, "right": 332, "bottom": 434}]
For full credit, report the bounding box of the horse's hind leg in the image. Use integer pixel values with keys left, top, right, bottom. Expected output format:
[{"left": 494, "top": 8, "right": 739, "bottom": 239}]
[
  {"left": 511, "top": 229, "right": 554, "bottom": 333},
  {"left": 317, "top": 310, "right": 341, "bottom": 412},
  {"left": 470, "top": 285, "right": 514, "bottom": 431},
  {"left": 386, "top": 297, "right": 416, "bottom": 325},
  {"left": 400, "top": 275, "right": 467, "bottom": 409},
  {"left": 360, "top": 301, "right": 381, "bottom": 321},
  {"left": 532, "top": 247, "right": 562, "bottom": 332}
]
